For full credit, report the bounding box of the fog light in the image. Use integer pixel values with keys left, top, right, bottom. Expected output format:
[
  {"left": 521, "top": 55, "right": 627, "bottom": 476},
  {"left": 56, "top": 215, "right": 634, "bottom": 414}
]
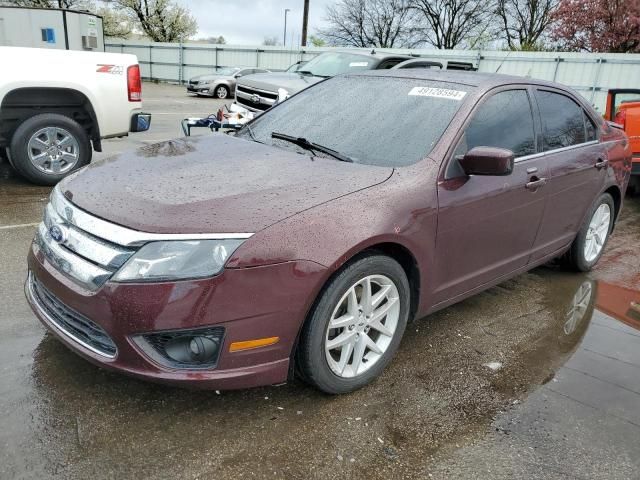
[{"left": 132, "top": 326, "right": 224, "bottom": 369}]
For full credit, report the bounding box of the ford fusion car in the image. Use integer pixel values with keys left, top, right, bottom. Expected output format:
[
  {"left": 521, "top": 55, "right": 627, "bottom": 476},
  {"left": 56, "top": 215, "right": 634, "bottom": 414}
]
[{"left": 26, "top": 71, "right": 631, "bottom": 394}]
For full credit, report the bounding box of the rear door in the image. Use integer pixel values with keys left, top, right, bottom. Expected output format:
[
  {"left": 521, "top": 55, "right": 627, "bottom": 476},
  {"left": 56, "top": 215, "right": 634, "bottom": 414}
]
[
  {"left": 528, "top": 88, "right": 608, "bottom": 262},
  {"left": 433, "top": 87, "right": 549, "bottom": 305}
]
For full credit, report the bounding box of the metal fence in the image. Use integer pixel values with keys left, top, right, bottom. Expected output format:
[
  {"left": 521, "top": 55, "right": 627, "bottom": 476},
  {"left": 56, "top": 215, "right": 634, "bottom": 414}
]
[{"left": 105, "top": 41, "right": 640, "bottom": 112}]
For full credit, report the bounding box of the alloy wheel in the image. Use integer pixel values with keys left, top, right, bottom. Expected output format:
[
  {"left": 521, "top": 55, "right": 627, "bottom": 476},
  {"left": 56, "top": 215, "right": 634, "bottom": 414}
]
[
  {"left": 324, "top": 275, "right": 400, "bottom": 378},
  {"left": 584, "top": 203, "right": 611, "bottom": 262},
  {"left": 27, "top": 127, "right": 80, "bottom": 175},
  {"left": 216, "top": 86, "right": 228, "bottom": 98}
]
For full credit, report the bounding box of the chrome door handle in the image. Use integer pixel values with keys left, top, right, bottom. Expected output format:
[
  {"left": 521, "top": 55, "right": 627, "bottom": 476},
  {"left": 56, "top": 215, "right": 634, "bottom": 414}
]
[
  {"left": 595, "top": 159, "right": 608, "bottom": 169},
  {"left": 526, "top": 177, "right": 547, "bottom": 190}
]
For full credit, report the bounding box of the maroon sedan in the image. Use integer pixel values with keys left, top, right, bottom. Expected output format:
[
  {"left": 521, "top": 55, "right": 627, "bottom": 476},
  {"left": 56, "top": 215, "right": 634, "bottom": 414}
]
[{"left": 25, "top": 71, "right": 631, "bottom": 394}]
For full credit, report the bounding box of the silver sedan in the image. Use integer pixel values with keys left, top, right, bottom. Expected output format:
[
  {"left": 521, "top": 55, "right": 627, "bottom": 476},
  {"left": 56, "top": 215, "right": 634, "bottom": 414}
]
[{"left": 186, "top": 67, "right": 270, "bottom": 99}]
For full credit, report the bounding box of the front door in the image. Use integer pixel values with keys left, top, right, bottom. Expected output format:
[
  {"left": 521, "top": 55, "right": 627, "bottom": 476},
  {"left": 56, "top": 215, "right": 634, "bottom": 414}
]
[{"left": 433, "top": 88, "right": 548, "bottom": 306}]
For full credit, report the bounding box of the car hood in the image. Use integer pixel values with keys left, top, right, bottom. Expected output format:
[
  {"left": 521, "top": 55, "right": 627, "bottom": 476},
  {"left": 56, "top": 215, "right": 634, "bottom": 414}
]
[
  {"left": 59, "top": 135, "right": 393, "bottom": 234},
  {"left": 238, "top": 72, "right": 324, "bottom": 95},
  {"left": 190, "top": 74, "right": 230, "bottom": 83}
]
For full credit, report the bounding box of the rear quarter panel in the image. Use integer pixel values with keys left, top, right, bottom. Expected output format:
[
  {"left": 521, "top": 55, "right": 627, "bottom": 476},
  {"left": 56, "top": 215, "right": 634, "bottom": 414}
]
[{"left": 0, "top": 47, "right": 142, "bottom": 137}]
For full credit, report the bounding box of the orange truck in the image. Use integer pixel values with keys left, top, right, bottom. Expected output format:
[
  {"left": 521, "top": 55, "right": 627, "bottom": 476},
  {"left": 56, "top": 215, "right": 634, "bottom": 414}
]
[{"left": 605, "top": 89, "right": 640, "bottom": 194}]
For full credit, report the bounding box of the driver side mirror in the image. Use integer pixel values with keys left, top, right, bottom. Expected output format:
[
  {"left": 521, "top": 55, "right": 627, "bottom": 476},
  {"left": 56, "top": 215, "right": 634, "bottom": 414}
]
[
  {"left": 458, "top": 146, "right": 515, "bottom": 176},
  {"left": 234, "top": 73, "right": 243, "bottom": 78}
]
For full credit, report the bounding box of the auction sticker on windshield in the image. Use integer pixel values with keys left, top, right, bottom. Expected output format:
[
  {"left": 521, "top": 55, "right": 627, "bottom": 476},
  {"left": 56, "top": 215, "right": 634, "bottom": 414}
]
[{"left": 408, "top": 87, "right": 467, "bottom": 100}]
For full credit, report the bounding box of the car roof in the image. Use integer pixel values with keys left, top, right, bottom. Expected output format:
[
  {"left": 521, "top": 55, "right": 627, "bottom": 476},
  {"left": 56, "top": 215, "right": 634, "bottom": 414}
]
[
  {"left": 325, "top": 50, "right": 412, "bottom": 61},
  {"left": 350, "top": 68, "right": 561, "bottom": 90}
]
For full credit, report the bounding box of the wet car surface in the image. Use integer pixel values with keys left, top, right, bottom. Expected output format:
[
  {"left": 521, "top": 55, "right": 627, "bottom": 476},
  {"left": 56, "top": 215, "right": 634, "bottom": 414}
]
[
  {"left": 2, "top": 151, "right": 639, "bottom": 478},
  {"left": 1, "top": 85, "right": 639, "bottom": 479}
]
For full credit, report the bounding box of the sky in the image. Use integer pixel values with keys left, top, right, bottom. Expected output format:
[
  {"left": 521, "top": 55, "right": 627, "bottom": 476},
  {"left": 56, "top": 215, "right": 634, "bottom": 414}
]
[{"left": 176, "top": 0, "right": 335, "bottom": 45}]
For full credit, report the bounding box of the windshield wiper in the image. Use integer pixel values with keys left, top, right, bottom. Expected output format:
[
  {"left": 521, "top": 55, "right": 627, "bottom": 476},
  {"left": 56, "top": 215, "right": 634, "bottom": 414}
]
[
  {"left": 297, "top": 70, "right": 330, "bottom": 78},
  {"left": 271, "top": 132, "right": 353, "bottom": 163},
  {"left": 241, "top": 123, "right": 263, "bottom": 144}
]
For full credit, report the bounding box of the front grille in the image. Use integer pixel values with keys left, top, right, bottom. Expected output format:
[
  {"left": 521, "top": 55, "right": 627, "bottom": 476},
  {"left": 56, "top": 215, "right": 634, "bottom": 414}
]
[
  {"left": 236, "top": 84, "right": 277, "bottom": 112},
  {"left": 36, "top": 189, "right": 136, "bottom": 290},
  {"left": 236, "top": 85, "right": 278, "bottom": 100},
  {"left": 30, "top": 273, "right": 117, "bottom": 357}
]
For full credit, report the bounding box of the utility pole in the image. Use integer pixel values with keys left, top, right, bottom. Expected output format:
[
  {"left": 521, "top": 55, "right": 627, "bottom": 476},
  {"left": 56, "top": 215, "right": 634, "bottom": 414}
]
[
  {"left": 301, "top": 0, "right": 309, "bottom": 46},
  {"left": 283, "top": 9, "right": 291, "bottom": 47}
]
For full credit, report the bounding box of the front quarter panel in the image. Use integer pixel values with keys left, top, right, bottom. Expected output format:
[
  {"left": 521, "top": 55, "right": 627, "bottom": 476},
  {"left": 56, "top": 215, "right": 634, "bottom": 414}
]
[{"left": 227, "top": 162, "right": 439, "bottom": 316}]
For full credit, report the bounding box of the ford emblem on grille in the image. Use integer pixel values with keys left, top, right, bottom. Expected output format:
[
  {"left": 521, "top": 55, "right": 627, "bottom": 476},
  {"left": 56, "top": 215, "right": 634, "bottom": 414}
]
[
  {"left": 250, "top": 94, "right": 260, "bottom": 104},
  {"left": 49, "top": 224, "right": 68, "bottom": 244}
]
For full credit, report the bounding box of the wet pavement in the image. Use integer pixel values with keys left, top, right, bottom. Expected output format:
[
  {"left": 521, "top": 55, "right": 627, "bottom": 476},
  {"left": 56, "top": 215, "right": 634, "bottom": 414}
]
[{"left": 1, "top": 84, "right": 640, "bottom": 479}]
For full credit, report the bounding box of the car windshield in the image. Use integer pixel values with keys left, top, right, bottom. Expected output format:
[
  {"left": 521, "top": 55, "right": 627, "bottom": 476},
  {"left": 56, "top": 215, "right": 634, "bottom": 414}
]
[
  {"left": 238, "top": 75, "right": 471, "bottom": 167},
  {"left": 215, "top": 67, "right": 239, "bottom": 76},
  {"left": 298, "top": 53, "right": 377, "bottom": 77}
]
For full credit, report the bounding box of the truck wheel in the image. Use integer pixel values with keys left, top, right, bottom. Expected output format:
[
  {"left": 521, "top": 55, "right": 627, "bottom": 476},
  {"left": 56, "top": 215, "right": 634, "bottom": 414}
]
[{"left": 10, "top": 113, "right": 91, "bottom": 186}]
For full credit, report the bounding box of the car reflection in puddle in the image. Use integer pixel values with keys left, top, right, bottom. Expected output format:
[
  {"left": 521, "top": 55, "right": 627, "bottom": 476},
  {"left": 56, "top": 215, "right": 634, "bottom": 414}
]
[{"left": 430, "top": 277, "right": 640, "bottom": 478}]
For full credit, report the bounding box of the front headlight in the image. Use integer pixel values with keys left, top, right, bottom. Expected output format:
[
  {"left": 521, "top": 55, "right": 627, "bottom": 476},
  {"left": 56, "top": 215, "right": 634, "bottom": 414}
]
[{"left": 112, "top": 239, "right": 245, "bottom": 282}]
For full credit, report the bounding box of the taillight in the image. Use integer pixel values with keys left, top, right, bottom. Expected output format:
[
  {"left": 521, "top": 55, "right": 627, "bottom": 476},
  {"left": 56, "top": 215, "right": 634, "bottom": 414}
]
[
  {"left": 614, "top": 109, "right": 626, "bottom": 129},
  {"left": 127, "top": 64, "right": 142, "bottom": 102}
]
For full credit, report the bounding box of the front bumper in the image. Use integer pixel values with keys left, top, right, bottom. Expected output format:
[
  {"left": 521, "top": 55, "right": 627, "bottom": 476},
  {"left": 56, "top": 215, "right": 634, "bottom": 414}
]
[
  {"left": 187, "top": 84, "right": 211, "bottom": 95},
  {"left": 26, "top": 247, "right": 327, "bottom": 390}
]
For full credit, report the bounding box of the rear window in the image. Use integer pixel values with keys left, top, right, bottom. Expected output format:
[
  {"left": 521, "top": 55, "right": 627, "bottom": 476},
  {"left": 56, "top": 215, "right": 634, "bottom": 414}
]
[
  {"left": 238, "top": 76, "right": 472, "bottom": 167},
  {"left": 536, "top": 90, "right": 587, "bottom": 150}
]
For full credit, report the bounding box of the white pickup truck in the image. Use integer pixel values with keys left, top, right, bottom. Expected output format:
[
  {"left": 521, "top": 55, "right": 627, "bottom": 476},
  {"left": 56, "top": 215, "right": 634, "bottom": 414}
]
[{"left": 0, "top": 46, "right": 150, "bottom": 185}]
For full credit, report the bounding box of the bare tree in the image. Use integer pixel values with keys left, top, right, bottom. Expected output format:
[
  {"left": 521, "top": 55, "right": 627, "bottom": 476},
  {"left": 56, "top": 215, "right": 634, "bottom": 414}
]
[
  {"left": 0, "top": 0, "right": 88, "bottom": 7},
  {"left": 409, "top": 0, "right": 496, "bottom": 49},
  {"left": 319, "top": 0, "right": 421, "bottom": 48},
  {"left": 495, "top": 0, "right": 559, "bottom": 50},
  {"left": 113, "top": 0, "right": 197, "bottom": 42}
]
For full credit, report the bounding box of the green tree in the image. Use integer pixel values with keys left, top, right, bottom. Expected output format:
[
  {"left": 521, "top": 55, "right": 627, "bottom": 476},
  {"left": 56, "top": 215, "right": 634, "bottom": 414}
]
[{"left": 308, "top": 35, "right": 325, "bottom": 47}]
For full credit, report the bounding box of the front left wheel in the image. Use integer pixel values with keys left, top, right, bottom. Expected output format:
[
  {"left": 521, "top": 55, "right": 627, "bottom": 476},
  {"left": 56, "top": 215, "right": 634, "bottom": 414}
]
[
  {"left": 214, "top": 85, "right": 230, "bottom": 99},
  {"left": 297, "top": 254, "right": 410, "bottom": 394}
]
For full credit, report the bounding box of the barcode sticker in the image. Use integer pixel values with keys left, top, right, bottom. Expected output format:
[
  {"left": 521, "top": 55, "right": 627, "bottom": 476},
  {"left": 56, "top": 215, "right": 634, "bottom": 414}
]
[
  {"left": 408, "top": 87, "right": 467, "bottom": 100},
  {"left": 349, "top": 62, "right": 370, "bottom": 67}
]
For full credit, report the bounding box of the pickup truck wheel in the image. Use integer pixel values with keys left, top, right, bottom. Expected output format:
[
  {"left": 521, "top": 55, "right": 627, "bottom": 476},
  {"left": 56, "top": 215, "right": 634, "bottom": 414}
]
[
  {"left": 10, "top": 113, "right": 91, "bottom": 186},
  {"left": 564, "top": 193, "right": 614, "bottom": 272},
  {"left": 214, "top": 85, "right": 229, "bottom": 99},
  {"left": 296, "top": 254, "right": 410, "bottom": 394}
]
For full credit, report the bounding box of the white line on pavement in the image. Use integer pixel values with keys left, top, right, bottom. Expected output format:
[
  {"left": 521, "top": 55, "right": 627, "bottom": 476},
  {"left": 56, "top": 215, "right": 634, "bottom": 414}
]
[{"left": 0, "top": 222, "right": 39, "bottom": 230}]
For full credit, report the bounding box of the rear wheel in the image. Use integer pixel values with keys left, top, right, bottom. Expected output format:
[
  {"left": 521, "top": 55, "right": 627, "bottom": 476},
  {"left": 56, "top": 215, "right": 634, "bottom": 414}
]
[
  {"left": 297, "top": 254, "right": 410, "bottom": 394},
  {"left": 564, "top": 193, "right": 614, "bottom": 272},
  {"left": 10, "top": 113, "right": 91, "bottom": 185}
]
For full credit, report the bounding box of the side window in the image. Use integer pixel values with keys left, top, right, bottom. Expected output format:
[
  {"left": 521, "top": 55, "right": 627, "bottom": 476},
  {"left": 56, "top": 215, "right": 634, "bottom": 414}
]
[
  {"left": 585, "top": 112, "right": 597, "bottom": 141},
  {"left": 536, "top": 90, "right": 586, "bottom": 150},
  {"left": 457, "top": 89, "right": 536, "bottom": 158}
]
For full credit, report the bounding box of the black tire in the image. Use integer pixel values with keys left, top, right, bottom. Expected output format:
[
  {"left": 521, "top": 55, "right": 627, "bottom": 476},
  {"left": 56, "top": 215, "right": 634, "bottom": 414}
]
[
  {"left": 296, "top": 253, "right": 410, "bottom": 394},
  {"left": 10, "top": 113, "right": 91, "bottom": 186},
  {"left": 564, "top": 193, "right": 615, "bottom": 272},
  {"left": 213, "top": 85, "right": 229, "bottom": 99}
]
